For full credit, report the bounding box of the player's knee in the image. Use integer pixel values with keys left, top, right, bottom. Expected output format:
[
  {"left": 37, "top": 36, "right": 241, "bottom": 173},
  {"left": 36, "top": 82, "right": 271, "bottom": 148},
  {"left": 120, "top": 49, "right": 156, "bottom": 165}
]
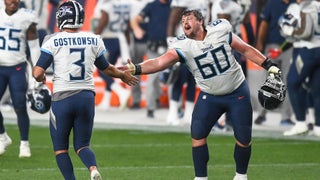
[
  {"left": 14, "top": 105, "right": 27, "bottom": 115},
  {"left": 76, "top": 146, "right": 89, "bottom": 154},
  {"left": 55, "top": 149, "right": 68, "bottom": 156},
  {"left": 191, "top": 123, "right": 208, "bottom": 140},
  {"left": 236, "top": 140, "right": 251, "bottom": 147}
]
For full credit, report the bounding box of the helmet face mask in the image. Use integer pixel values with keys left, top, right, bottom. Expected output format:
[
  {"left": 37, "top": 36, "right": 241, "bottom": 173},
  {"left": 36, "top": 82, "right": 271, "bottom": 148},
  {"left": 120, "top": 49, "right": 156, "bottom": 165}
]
[
  {"left": 258, "top": 74, "right": 287, "bottom": 110},
  {"left": 56, "top": 0, "right": 85, "bottom": 30},
  {"left": 27, "top": 84, "right": 52, "bottom": 114}
]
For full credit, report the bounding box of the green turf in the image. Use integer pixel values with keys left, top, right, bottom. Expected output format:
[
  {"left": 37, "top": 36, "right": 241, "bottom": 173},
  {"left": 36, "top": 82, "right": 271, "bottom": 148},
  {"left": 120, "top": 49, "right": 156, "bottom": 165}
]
[{"left": 0, "top": 124, "right": 319, "bottom": 180}]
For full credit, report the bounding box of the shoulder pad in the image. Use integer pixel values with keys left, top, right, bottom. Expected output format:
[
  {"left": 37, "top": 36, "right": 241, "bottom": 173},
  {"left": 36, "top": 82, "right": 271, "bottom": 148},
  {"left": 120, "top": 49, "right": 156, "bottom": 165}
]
[{"left": 176, "top": 34, "right": 187, "bottom": 40}]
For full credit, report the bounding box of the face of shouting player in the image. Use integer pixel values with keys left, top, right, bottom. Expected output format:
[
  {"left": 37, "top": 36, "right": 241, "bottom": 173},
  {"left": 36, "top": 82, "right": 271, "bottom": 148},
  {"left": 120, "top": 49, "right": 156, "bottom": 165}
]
[
  {"left": 5, "top": 0, "right": 20, "bottom": 15},
  {"left": 181, "top": 12, "right": 204, "bottom": 40}
]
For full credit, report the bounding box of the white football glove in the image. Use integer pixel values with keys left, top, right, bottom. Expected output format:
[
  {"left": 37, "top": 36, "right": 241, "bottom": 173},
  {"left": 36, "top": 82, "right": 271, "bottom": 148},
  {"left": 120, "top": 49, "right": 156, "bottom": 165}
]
[
  {"left": 126, "top": 61, "right": 136, "bottom": 75},
  {"left": 268, "top": 66, "right": 281, "bottom": 75}
]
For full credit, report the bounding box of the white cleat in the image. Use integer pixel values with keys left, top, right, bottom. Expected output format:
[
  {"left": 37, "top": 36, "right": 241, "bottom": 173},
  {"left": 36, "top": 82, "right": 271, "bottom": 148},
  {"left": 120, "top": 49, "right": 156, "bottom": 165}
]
[
  {"left": 0, "top": 132, "right": 12, "bottom": 155},
  {"left": 194, "top": 177, "right": 208, "bottom": 180},
  {"left": 233, "top": 173, "right": 248, "bottom": 180},
  {"left": 283, "top": 121, "right": 308, "bottom": 136},
  {"left": 91, "top": 169, "right": 102, "bottom": 180},
  {"left": 19, "top": 141, "right": 31, "bottom": 158},
  {"left": 312, "top": 125, "right": 320, "bottom": 137}
]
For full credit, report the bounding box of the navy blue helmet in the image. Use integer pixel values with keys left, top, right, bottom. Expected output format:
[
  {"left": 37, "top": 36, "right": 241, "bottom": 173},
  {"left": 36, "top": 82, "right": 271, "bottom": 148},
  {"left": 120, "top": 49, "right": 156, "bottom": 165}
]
[
  {"left": 258, "top": 74, "right": 286, "bottom": 110},
  {"left": 27, "top": 84, "right": 52, "bottom": 114},
  {"left": 56, "top": 0, "right": 84, "bottom": 30}
]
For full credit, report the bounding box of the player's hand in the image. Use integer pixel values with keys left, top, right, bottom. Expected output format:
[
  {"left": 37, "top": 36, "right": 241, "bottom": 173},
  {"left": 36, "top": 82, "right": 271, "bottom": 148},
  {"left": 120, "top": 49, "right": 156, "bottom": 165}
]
[
  {"left": 118, "top": 59, "right": 136, "bottom": 75},
  {"left": 268, "top": 66, "right": 281, "bottom": 75},
  {"left": 121, "top": 70, "right": 139, "bottom": 86},
  {"left": 262, "top": 58, "right": 281, "bottom": 76}
]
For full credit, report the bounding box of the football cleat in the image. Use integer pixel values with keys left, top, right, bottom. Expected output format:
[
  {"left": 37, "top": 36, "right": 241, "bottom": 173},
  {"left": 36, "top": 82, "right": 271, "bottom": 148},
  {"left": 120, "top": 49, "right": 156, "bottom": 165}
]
[
  {"left": 90, "top": 169, "right": 102, "bottom": 180},
  {"left": 19, "top": 141, "right": 31, "bottom": 158},
  {"left": 0, "top": 132, "right": 12, "bottom": 155},
  {"left": 283, "top": 122, "right": 308, "bottom": 136}
]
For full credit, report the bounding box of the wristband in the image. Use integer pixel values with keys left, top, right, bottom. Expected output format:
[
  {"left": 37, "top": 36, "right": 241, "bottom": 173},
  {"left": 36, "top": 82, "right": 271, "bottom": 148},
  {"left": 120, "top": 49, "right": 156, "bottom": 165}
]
[
  {"left": 261, "top": 58, "right": 276, "bottom": 70},
  {"left": 134, "top": 64, "right": 142, "bottom": 75}
]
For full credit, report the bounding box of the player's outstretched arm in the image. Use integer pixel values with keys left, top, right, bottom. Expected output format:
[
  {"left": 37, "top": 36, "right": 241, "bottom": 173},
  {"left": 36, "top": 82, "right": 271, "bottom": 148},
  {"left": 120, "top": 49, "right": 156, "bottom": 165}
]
[
  {"left": 119, "top": 49, "right": 180, "bottom": 75},
  {"left": 102, "top": 65, "right": 139, "bottom": 86}
]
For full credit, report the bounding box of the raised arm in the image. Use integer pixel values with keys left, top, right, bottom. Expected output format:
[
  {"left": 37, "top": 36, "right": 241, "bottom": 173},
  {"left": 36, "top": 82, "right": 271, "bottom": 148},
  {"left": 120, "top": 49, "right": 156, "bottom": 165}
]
[{"left": 124, "top": 49, "right": 180, "bottom": 75}]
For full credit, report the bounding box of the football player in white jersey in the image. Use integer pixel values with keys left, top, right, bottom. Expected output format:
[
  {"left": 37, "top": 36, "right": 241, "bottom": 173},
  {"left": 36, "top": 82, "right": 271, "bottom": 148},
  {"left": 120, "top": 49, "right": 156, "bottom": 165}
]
[
  {"left": 32, "top": 1, "right": 138, "bottom": 179},
  {"left": 0, "top": 0, "right": 40, "bottom": 158},
  {"left": 166, "top": 0, "right": 209, "bottom": 126},
  {"left": 93, "top": 0, "right": 133, "bottom": 110},
  {"left": 120, "top": 9, "right": 281, "bottom": 180},
  {"left": 280, "top": 0, "right": 320, "bottom": 136}
]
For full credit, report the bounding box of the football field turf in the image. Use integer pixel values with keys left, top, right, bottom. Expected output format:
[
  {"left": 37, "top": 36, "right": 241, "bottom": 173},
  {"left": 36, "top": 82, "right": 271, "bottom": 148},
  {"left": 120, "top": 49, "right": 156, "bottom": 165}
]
[{"left": 0, "top": 124, "right": 319, "bottom": 180}]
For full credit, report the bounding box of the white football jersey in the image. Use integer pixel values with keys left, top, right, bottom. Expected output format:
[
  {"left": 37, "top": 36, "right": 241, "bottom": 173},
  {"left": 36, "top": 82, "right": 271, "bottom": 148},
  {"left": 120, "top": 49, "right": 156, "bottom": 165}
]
[
  {"left": 0, "top": 7, "right": 38, "bottom": 66},
  {"left": 293, "top": 1, "right": 320, "bottom": 49},
  {"left": 98, "top": 0, "right": 132, "bottom": 38},
  {"left": 40, "top": 32, "right": 106, "bottom": 93},
  {"left": 210, "top": 0, "right": 242, "bottom": 35},
  {"left": 169, "top": 19, "right": 245, "bottom": 95}
]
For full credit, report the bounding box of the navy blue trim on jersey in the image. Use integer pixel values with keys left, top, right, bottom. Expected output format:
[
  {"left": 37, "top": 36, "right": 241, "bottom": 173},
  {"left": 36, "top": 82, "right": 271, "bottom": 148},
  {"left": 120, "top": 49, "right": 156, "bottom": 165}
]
[
  {"left": 176, "top": 49, "right": 186, "bottom": 63},
  {"left": 36, "top": 51, "right": 53, "bottom": 70},
  {"left": 95, "top": 53, "right": 109, "bottom": 70},
  {"left": 229, "top": 32, "right": 232, "bottom": 44}
]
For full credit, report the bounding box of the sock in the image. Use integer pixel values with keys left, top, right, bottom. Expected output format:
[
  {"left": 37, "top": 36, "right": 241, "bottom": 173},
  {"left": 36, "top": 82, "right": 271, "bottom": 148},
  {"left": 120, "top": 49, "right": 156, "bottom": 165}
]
[
  {"left": 78, "top": 147, "right": 97, "bottom": 169},
  {"left": 234, "top": 143, "right": 251, "bottom": 174},
  {"left": 20, "top": 140, "right": 29, "bottom": 146},
  {"left": 56, "top": 152, "right": 75, "bottom": 180},
  {"left": 192, "top": 144, "right": 209, "bottom": 177},
  {"left": 0, "top": 112, "right": 4, "bottom": 133}
]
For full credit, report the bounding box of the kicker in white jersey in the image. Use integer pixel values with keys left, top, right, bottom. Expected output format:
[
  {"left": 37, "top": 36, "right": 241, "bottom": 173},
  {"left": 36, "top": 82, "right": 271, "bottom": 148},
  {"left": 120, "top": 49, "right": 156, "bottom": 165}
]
[{"left": 40, "top": 32, "right": 106, "bottom": 93}]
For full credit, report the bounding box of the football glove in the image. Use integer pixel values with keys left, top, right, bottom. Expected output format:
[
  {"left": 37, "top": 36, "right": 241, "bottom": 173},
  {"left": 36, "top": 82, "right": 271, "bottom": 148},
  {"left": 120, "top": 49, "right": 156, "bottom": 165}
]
[
  {"left": 125, "top": 59, "right": 141, "bottom": 75},
  {"left": 261, "top": 58, "right": 281, "bottom": 75}
]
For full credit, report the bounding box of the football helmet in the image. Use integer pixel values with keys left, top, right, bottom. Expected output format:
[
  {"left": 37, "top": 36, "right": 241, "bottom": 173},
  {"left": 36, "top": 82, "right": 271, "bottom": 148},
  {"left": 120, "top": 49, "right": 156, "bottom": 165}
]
[
  {"left": 56, "top": 0, "right": 84, "bottom": 30},
  {"left": 258, "top": 74, "right": 287, "bottom": 110},
  {"left": 27, "top": 84, "right": 52, "bottom": 114}
]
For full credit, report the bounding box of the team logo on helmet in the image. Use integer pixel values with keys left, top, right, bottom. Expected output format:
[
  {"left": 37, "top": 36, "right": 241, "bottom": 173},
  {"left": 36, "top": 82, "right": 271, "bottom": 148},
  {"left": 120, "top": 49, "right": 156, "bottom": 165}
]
[
  {"left": 258, "top": 74, "right": 286, "bottom": 110},
  {"left": 27, "top": 84, "right": 52, "bottom": 114}
]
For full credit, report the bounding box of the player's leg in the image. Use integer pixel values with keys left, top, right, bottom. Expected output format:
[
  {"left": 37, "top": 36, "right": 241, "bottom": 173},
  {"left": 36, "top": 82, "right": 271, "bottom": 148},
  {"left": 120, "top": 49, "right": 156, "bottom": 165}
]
[
  {"left": 191, "top": 91, "right": 225, "bottom": 178},
  {"left": 146, "top": 72, "right": 160, "bottom": 118},
  {"left": 228, "top": 82, "right": 252, "bottom": 179},
  {"left": 9, "top": 63, "right": 31, "bottom": 157},
  {"left": 72, "top": 91, "right": 101, "bottom": 179},
  {"left": 309, "top": 48, "right": 320, "bottom": 136},
  {"left": 183, "top": 68, "right": 196, "bottom": 124},
  {"left": 107, "top": 38, "right": 131, "bottom": 109},
  {"left": 0, "top": 67, "right": 12, "bottom": 155},
  {"left": 50, "top": 97, "right": 76, "bottom": 180},
  {"left": 285, "top": 48, "right": 312, "bottom": 135},
  {"left": 278, "top": 48, "right": 294, "bottom": 125},
  {"left": 167, "top": 65, "right": 184, "bottom": 125}
]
